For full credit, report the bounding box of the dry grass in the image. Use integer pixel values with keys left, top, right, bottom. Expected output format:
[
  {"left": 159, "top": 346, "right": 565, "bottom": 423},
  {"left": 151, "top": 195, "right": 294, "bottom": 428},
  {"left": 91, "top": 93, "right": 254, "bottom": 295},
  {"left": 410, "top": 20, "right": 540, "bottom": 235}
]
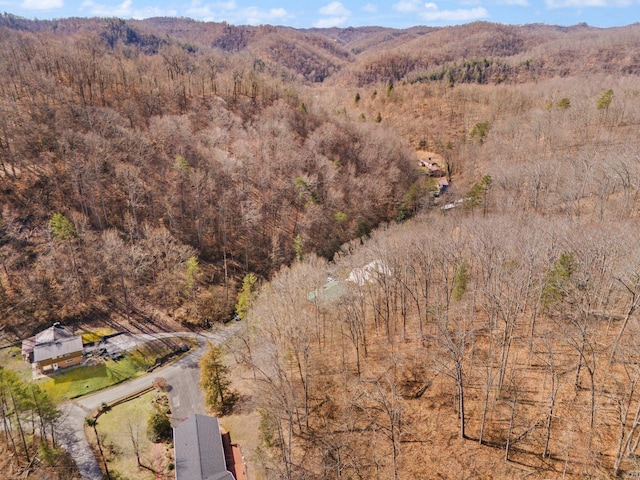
[
  {"left": 219, "top": 411, "right": 262, "bottom": 479},
  {"left": 92, "top": 391, "right": 174, "bottom": 480},
  {"left": 245, "top": 295, "right": 638, "bottom": 479},
  {"left": 80, "top": 327, "right": 118, "bottom": 344},
  {"left": 348, "top": 317, "right": 633, "bottom": 479},
  {"left": 0, "top": 436, "right": 81, "bottom": 480},
  {"left": 219, "top": 340, "right": 263, "bottom": 479},
  {"left": 0, "top": 345, "right": 31, "bottom": 381}
]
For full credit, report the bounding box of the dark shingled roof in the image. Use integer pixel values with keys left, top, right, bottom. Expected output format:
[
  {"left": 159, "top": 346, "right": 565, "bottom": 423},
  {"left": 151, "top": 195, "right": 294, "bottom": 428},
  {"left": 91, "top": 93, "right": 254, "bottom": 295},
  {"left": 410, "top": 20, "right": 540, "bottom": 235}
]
[
  {"left": 35, "top": 323, "right": 75, "bottom": 343},
  {"left": 33, "top": 336, "right": 83, "bottom": 362},
  {"left": 24, "top": 323, "right": 83, "bottom": 362},
  {"left": 174, "top": 414, "right": 235, "bottom": 480}
]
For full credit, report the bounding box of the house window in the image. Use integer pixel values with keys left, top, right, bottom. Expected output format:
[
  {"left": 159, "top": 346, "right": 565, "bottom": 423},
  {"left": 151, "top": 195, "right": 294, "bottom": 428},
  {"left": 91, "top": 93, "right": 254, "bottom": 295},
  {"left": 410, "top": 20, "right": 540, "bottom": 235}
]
[{"left": 66, "top": 359, "right": 76, "bottom": 364}]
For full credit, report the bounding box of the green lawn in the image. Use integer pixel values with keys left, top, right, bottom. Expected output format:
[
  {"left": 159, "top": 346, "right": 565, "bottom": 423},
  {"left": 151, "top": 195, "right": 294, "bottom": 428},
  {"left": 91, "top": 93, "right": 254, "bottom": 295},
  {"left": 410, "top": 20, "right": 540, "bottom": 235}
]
[
  {"left": 0, "top": 346, "right": 32, "bottom": 382},
  {"left": 80, "top": 327, "right": 118, "bottom": 345},
  {"left": 39, "top": 356, "right": 150, "bottom": 401},
  {"left": 39, "top": 337, "right": 195, "bottom": 401},
  {"left": 95, "top": 390, "right": 173, "bottom": 480}
]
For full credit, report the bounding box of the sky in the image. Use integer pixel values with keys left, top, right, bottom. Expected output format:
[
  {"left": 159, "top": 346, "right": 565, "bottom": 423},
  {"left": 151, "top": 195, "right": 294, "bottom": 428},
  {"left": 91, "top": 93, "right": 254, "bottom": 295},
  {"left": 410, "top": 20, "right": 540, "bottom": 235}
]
[{"left": 3, "top": 0, "right": 640, "bottom": 29}]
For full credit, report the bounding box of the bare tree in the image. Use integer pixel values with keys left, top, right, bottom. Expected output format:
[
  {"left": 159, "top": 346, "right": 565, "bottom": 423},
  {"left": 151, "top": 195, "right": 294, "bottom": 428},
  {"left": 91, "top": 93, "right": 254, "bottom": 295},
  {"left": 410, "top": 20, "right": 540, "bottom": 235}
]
[
  {"left": 354, "top": 370, "right": 405, "bottom": 480},
  {"left": 540, "top": 334, "right": 564, "bottom": 459},
  {"left": 432, "top": 312, "right": 473, "bottom": 440},
  {"left": 127, "top": 415, "right": 155, "bottom": 472}
]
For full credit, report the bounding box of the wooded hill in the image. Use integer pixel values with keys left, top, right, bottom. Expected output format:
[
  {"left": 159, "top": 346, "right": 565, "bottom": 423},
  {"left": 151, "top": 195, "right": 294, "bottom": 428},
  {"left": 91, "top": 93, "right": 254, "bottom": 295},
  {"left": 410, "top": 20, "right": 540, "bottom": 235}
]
[
  {"left": 3, "top": 12, "right": 640, "bottom": 480},
  {"left": 0, "top": 15, "right": 423, "bottom": 334},
  {"left": 247, "top": 214, "right": 640, "bottom": 479},
  {"left": 0, "top": 16, "right": 639, "bottom": 340}
]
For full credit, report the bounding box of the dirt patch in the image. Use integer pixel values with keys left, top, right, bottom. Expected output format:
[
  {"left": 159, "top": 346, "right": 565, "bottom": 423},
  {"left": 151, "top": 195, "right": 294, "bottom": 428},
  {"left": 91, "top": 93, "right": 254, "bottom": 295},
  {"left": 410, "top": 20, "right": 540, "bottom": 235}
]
[
  {"left": 219, "top": 411, "right": 262, "bottom": 479},
  {"left": 216, "top": 337, "right": 263, "bottom": 479},
  {"left": 89, "top": 390, "right": 175, "bottom": 480},
  {"left": 415, "top": 150, "right": 445, "bottom": 164}
]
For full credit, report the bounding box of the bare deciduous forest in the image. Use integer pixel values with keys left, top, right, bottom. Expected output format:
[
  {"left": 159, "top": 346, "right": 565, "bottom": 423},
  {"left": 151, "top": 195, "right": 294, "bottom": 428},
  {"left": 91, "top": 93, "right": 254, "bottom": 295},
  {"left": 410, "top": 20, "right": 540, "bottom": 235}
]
[{"left": 3, "top": 14, "right": 640, "bottom": 478}]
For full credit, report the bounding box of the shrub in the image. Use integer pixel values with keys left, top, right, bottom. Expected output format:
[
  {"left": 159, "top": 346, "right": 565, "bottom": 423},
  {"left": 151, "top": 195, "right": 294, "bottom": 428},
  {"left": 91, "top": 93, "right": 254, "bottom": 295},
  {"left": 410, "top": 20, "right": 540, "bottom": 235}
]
[{"left": 147, "top": 409, "right": 171, "bottom": 442}]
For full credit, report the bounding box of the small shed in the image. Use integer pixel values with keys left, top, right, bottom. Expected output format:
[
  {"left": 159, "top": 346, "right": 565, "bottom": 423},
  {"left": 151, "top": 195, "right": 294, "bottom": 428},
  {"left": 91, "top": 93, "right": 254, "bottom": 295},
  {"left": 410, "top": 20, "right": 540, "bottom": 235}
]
[{"left": 436, "top": 177, "right": 450, "bottom": 196}]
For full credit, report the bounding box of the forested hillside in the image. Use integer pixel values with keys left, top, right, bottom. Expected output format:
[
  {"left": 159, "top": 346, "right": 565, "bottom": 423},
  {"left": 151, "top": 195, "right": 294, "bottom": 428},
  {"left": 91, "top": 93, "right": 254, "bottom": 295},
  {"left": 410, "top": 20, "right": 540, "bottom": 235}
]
[
  {"left": 241, "top": 25, "right": 640, "bottom": 476},
  {"left": 3, "top": 15, "right": 640, "bottom": 477},
  {"left": 248, "top": 213, "right": 640, "bottom": 479},
  {"left": 0, "top": 15, "right": 422, "bottom": 334}
]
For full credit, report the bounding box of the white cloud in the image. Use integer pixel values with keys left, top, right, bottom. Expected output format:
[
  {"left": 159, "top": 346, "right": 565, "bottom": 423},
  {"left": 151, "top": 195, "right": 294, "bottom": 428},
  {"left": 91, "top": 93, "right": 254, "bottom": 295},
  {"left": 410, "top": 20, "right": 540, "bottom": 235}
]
[
  {"left": 185, "top": 0, "right": 291, "bottom": 24},
  {"left": 459, "top": 0, "right": 528, "bottom": 7},
  {"left": 184, "top": 0, "right": 237, "bottom": 21},
  {"left": 363, "top": 3, "right": 378, "bottom": 12},
  {"left": 319, "top": 1, "right": 351, "bottom": 16},
  {"left": 394, "top": 1, "right": 489, "bottom": 22},
  {"left": 184, "top": 0, "right": 293, "bottom": 25},
  {"left": 421, "top": 5, "right": 489, "bottom": 21},
  {"left": 393, "top": 0, "right": 422, "bottom": 13},
  {"left": 185, "top": 1, "right": 214, "bottom": 19},
  {"left": 215, "top": 0, "right": 236, "bottom": 9},
  {"left": 314, "top": 16, "right": 349, "bottom": 27},
  {"left": 315, "top": 1, "right": 351, "bottom": 27},
  {"left": 393, "top": 0, "right": 491, "bottom": 21},
  {"left": 545, "top": 0, "right": 629, "bottom": 6},
  {"left": 21, "top": 0, "right": 62, "bottom": 9},
  {"left": 243, "top": 6, "right": 291, "bottom": 24},
  {"left": 81, "top": 0, "right": 176, "bottom": 18}
]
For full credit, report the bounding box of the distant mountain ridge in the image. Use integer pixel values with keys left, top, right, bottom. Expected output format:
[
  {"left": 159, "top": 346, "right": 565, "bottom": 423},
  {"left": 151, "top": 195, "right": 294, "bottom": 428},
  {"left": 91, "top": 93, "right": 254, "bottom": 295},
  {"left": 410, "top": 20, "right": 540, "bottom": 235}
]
[{"left": 2, "top": 13, "right": 639, "bottom": 85}]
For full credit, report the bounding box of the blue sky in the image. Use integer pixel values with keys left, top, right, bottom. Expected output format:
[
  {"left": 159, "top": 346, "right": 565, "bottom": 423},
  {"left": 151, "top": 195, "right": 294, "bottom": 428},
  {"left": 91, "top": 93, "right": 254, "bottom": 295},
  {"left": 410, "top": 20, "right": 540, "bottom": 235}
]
[{"left": 3, "top": 0, "right": 639, "bottom": 29}]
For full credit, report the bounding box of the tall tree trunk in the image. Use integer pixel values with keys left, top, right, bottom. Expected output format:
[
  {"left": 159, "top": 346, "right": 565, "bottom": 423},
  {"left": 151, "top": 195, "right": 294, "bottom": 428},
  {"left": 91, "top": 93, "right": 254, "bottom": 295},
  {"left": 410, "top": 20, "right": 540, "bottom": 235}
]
[
  {"left": 0, "top": 393, "right": 19, "bottom": 465},
  {"left": 505, "top": 390, "right": 518, "bottom": 462},
  {"left": 542, "top": 374, "right": 557, "bottom": 458},
  {"left": 456, "top": 360, "right": 466, "bottom": 439},
  {"left": 9, "top": 388, "right": 30, "bottom": 464}
]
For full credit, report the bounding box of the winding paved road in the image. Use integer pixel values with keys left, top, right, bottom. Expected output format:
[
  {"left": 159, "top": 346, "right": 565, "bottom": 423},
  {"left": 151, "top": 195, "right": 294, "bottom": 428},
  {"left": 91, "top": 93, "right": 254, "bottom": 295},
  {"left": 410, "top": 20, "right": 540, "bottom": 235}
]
[{"left": 57, "top": 323, "right": 243, "bottom": 480}]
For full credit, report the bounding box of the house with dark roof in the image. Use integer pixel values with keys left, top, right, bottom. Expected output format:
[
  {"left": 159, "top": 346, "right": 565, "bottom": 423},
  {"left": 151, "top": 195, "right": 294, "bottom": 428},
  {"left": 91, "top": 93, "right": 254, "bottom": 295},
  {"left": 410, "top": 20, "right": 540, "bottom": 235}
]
[
  {"left": 173, "top": 414, "right": 236, "bottom": 480},
  {"left": 21, "top": 323, "right": 83, "bottom": 373}
]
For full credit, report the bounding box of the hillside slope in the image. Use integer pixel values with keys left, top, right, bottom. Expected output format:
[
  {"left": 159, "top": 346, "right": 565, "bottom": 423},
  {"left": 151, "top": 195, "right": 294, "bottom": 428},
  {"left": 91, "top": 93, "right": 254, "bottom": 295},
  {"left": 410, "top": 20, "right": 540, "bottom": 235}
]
[{"left": 1, "top": 15, "right": 639, "bottom": 339}]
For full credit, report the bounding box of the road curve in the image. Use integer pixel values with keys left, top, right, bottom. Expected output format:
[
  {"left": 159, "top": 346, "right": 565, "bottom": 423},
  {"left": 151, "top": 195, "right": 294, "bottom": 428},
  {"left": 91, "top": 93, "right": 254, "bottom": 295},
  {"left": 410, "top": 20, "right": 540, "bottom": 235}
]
[{"left": 57, "top": 323, "right": 243, "bottom": 480}]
